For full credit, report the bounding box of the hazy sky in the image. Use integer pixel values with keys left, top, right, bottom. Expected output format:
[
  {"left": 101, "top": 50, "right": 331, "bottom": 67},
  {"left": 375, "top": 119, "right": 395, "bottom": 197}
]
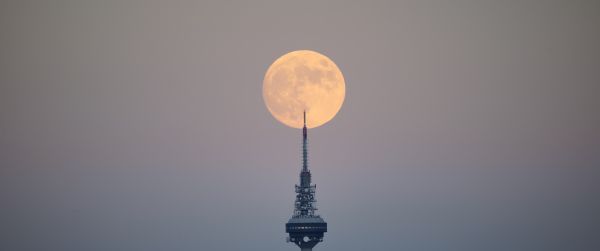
[{"left": 1, "top": 1, "right": 599, "bottom": 250}]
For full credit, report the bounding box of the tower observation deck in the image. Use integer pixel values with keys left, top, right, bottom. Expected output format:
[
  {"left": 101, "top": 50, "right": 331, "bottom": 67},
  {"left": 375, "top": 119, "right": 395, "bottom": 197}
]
[{"left": 286, "top": 111, "right": 327, "bottom": 251}]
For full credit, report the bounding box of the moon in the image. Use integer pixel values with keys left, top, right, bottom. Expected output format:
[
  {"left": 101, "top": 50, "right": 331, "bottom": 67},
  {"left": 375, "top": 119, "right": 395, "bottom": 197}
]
[{"left": 263, "top": 50, "right": 345, "bottom": 129}]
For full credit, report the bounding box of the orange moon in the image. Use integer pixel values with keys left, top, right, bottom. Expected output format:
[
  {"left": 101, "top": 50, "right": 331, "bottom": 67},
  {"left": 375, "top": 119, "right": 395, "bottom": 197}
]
[{"left": 263, "top": 50, "right": 345, "bottom": 129}]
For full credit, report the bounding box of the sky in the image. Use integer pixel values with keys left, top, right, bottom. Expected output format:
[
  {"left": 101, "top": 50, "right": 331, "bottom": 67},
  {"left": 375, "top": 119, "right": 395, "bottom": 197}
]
[{"left": 1, "top": 0, "right": 599, "bottom": 250}]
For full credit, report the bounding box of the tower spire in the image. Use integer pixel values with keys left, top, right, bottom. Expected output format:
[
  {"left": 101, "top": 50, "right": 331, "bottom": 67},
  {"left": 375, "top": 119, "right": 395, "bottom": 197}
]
[
  {"left": 304, "top": 110, "right": 306, "bottom": 127},
  {"left": 302, "top": 111, "right": 307, "bottom": 172}
]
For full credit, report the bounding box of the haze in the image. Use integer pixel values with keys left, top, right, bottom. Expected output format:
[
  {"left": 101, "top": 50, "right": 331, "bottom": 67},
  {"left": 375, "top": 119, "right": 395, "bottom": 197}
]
[{"left": 1, "top": 1, "right": 599, "bottom": 250}]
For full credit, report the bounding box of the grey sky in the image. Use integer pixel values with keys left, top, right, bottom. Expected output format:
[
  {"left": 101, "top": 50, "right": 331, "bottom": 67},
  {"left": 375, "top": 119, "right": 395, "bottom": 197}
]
[{"left": 1, "top": 0, "right": 599, "bottom": 250}]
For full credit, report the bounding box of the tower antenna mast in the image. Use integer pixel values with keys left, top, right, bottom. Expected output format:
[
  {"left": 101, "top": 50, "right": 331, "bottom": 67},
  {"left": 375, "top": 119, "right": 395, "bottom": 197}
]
[{"left": 286, "top": 111, "right": 327, "bottom": 251}]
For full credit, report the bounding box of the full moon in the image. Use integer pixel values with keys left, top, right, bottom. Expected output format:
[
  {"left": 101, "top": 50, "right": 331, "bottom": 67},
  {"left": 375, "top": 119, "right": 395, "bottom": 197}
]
[{"left": 263, "top": 50, "right": 345, "bottom": 129}]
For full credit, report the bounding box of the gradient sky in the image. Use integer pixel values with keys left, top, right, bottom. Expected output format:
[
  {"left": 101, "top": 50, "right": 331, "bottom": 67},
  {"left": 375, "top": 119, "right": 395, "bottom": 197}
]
[{"left": 1, "top": 1, "right": 599, "bottom": 250}]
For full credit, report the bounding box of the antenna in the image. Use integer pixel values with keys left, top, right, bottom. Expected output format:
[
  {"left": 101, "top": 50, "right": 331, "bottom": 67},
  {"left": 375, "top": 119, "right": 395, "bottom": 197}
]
[
  {"left": 286, "top": 109, "right": 326, "bottom": 251},
  {"left": 303, "top": 110, "right": 306, "bottom": 127},
  {"left": 302, "top": 111, "right": 308, "bottom": 171}
]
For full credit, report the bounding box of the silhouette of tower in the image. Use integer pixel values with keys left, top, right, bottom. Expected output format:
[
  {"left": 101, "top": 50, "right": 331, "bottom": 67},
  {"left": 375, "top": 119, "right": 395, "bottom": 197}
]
[{"left": 286, "top": 111, "right": 327, "bottom": 251}]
